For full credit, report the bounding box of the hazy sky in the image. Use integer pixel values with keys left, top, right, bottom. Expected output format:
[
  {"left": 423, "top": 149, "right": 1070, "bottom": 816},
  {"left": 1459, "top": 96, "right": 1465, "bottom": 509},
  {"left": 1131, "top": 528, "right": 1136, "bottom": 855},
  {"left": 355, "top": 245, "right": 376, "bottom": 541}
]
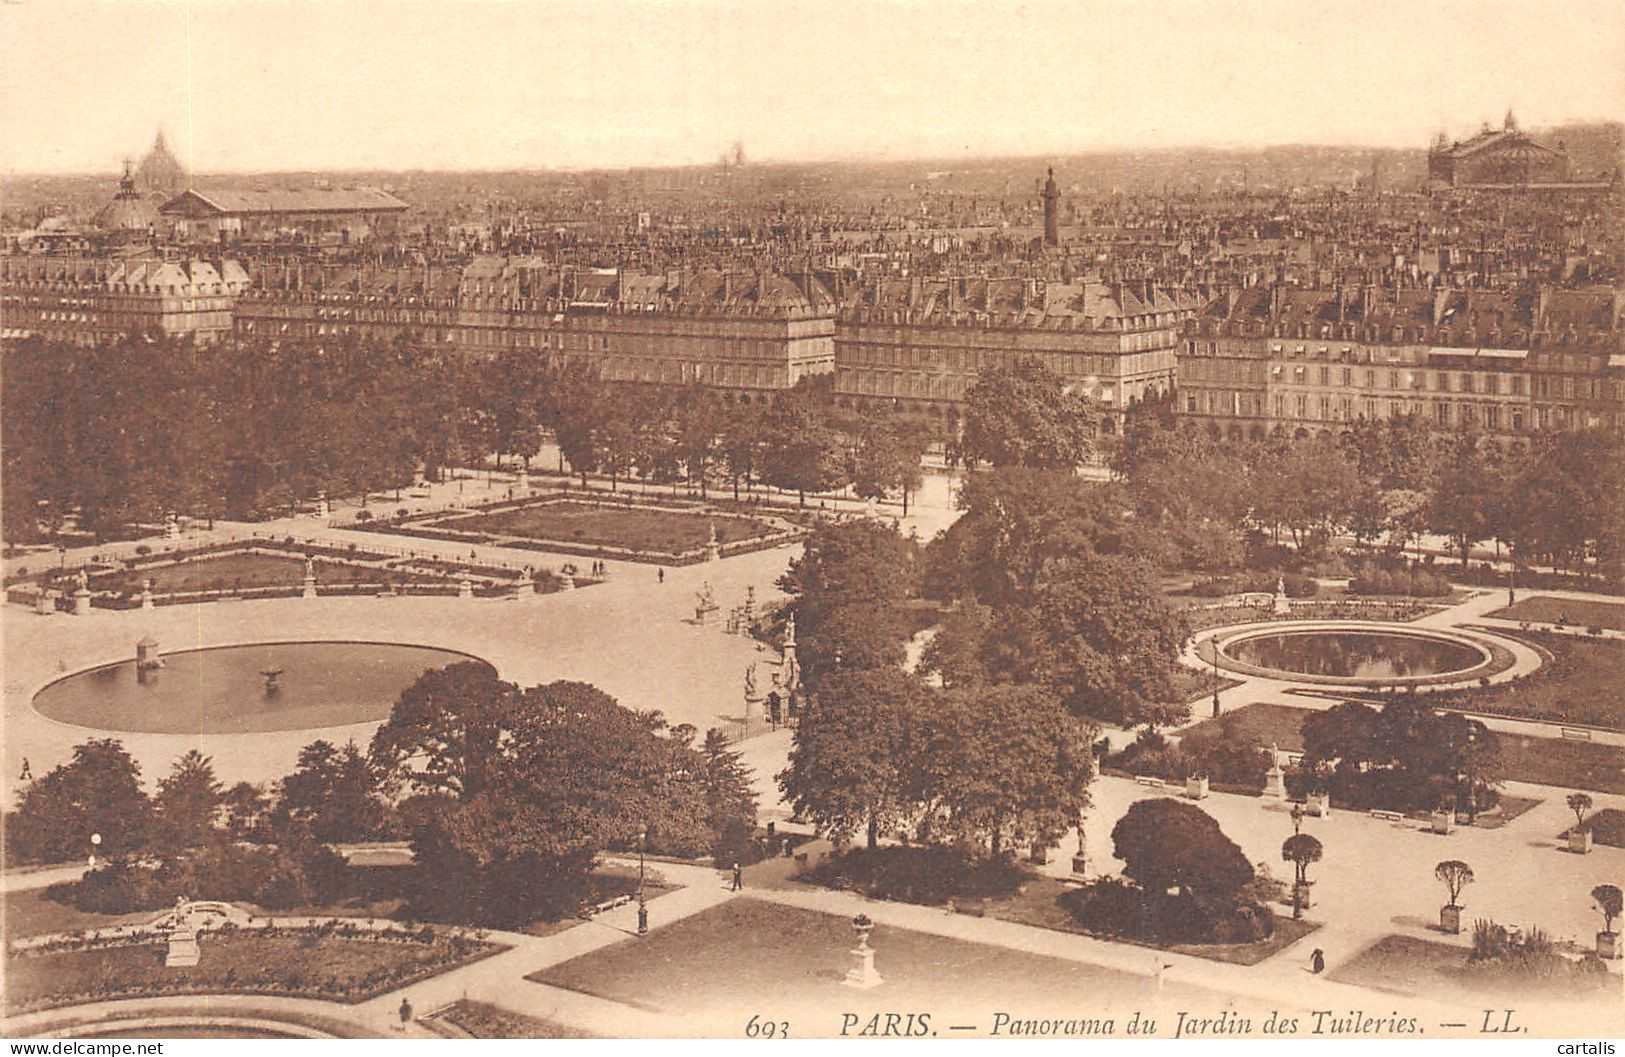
[{"left": 3, "top": 0, "right": 1622, "bottom": 174}]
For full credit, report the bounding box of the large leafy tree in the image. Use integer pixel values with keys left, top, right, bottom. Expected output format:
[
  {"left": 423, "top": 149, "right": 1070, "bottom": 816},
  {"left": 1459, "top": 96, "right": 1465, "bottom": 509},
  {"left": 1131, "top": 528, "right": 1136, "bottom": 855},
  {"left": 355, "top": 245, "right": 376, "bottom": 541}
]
[
  {"left": 370, "top": 662, "right": 516, "bottom": 801},
  {"left": 779, "top": 668, "right": 926, "bottom": 849},
  {"left": 1428, "top": 431, "right": 1495, "bottom": 567},
  {"left": 155, "top": 750, "right": 224, "bottom": 852},
  {"left": 921, "top": 469, "right": 1189, "bottom": 726},
  {"left": 1111, "top": 799, "right": 1254, "bottom": 907},
  {"left": 274, "top": 739, "right": 387, "bottom": 844},
  {"left": 921, "top": 684, "right": 1095, "bottom": 858},
  {"left": 961, "top": 357, "right": 1098, "bottom": 469},
  {"left": 374, "top": 676, "right": 737, "bottom": 925},
  {"left": 8, "top": 739, "right": 155, "bottom": 864}
]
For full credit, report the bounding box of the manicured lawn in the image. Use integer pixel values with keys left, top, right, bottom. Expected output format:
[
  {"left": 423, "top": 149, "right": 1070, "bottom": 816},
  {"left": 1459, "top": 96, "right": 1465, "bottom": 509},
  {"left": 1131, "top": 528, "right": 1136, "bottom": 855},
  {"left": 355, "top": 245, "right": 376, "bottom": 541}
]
[
  {"left": 2, "top": 888, "right": 155, "bottom": 939},
  {"left": 433, "top": 1000, "right": 597, "bottom": 1039},
  {"left": 3, "top": 930, "right": 503, "bottom": 1015},
  {"left": 1450, "top": 629, "right": 1625, "bottom": 729},
  {"left": 1494, "top": 732, "right": 1625, "bottom": 795},
  {"left": 440, "top": 501, "right": 774, "bottom": 553},
  {"left": 984, "top": 874, "right": 1320, "bottom": 967},
  {"left": 1169, "top": 665, "right": 1244, "bottom": 705},
  {"left": 1184, "top": 704, "right": 1624, "bottom": 795},
  {"left": 88, "top": 553, "right": 372, "bottom": 595},
  {"left": 1182, "top": 703, "right": 1310, "bottom": 753},
  {"left": 531, "top": 898, "right": 1223, "bottom": 1017},
  {"left": 1488, "top": 595, "right": 1625, "bottom": 632},
  {"left": 1328, "top": 934, "right": 1614, "bottom": 1004}
]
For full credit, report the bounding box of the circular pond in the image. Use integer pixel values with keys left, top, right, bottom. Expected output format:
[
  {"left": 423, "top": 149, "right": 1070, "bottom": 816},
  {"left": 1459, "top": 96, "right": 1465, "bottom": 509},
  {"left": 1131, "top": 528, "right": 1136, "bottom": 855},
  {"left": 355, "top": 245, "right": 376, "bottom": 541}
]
[
  {"left": 34, "top": 641, "right": 491, "bottom": 735},
  {"left": 1219, "top": 629, "right": 1488, "bottom": 684}
]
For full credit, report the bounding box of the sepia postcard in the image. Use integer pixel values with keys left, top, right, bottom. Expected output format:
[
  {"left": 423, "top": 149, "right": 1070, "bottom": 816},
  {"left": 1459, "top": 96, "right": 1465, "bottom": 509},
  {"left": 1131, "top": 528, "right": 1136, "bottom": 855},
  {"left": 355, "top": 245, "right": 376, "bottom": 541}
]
[{"left": 1, "top": 0, "right": 1622, "bottom": 1045}]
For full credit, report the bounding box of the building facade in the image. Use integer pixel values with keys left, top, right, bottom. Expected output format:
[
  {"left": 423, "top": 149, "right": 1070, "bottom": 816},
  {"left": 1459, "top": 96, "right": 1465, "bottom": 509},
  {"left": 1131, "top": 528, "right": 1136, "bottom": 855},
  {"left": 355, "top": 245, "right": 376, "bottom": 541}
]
[
  {"left": 1177, "top": 283, "right": 1625, "bottom": 442},
  {"left": 233, "top": 257, "right": 836, "bottom": 398},
  {"left": 1428, "top": 114, "right": 1572, "bottom": 189},
  {"left": 159, "top": 188, "right": 410, "bottom": 245},
  {"left": 835, "top": 276, "right": 1197, "bottom": 431},
  {"left": 0, "top": 255, "right": 249, "bottom": 345}
]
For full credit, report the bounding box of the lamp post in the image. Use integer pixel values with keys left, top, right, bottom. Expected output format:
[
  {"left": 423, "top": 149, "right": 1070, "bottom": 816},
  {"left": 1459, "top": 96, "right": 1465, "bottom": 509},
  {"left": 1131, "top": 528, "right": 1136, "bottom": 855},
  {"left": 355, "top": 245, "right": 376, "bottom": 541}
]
[
  {"left": 1209, "top": 635, "right": 1223, "bottom": 718},
  {"left": 1465, "top": 728, "right": 1478, "bottom": 825},
  {"left": 88, "top": 832, "right": 101, "bottom": 868},
  {"left": 636, "top": 828, "right": 649, "bottom": 936}
]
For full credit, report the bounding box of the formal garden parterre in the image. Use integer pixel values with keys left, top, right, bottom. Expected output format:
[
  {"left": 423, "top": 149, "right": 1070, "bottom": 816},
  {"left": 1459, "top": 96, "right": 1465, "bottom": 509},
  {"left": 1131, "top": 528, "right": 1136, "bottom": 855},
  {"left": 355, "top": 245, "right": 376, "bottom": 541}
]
[{"left": 350, "top": 491, "right": 804, "bottom": 565}]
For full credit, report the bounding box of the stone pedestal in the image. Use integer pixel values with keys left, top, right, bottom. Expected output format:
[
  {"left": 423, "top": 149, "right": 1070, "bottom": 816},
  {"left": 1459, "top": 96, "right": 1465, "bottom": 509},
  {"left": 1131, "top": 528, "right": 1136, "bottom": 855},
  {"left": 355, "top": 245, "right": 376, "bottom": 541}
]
[
  {"left": 1071, "top": 854, "right": 1088, "bottom": 879},
  {"left": 1264, "top": 766, "right": 1286, "bottom": 800},
  {"left": 560, "top": 571, "right": 575, "bottom": 590},
  {"left": 744, "top": 690, "right": 762, "bottom": 722},
  {"left": 844, "top": 930, "right": 882, "bottom": 990},
  {"left": 165, "top": 926, "right": 200, "bottom": 967},
  {"left": 34, "top": 591, "right": 54, "bottom": 616},
  {"left": 1310, "top": 792, "right": 1331, "bottom": 817},
  {"left": 165, "top": 518, "right": 180, "bottom": 541},
  {"left": 1569, "top": 828, "right": 1593, "bottom": 854},
  {"left": 301, "top": 575, "right": 317, "bottom": 599},
  {"left": 1431, "top": 810, "right": 1454, "bottom": 835},
  {"left": 696, "top": 603, "right": 718, "bottom": 626},
  {"left": 141, "top": 588, "right": 154, "bottom": 610},
  {"left": 1186, "top": 776, "right": 1209, "bottom": 800},
  {"left": 1440, "top": 905, "right": 1462, "bottom": 934},
  {"left": 1598, "top": 931, "right": 1620, "bottom": 960},
  {"left": 458, "top": 575, "right": 474, "bottom": 599},
  {"left": 72, "top": 587, "right": 92, "bottom": 616},
  {"left": 1029, "top": 842, "right": 1049, "bottom": 865}
]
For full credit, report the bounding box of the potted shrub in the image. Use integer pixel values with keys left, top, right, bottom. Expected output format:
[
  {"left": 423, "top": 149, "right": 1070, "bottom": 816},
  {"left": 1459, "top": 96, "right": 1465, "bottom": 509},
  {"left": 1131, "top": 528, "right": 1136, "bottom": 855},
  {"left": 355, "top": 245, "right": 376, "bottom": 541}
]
[
  {"left": 1282, "top": 833, "right": 1323, "bottom": 919},
  {"left": 1186, "top": 774, "right": 1209, "bottom": 800},
  {"left": 1594, "top": 884, "right": 1622, "bottom": 960},
  {"left": 1436, "top": 860, "right": 1473, "bottom": 934},
  {"left": 1567, "top": 793, "right": 1594, "bottom": 854},
  {"left": 1431, "top": 798, "right": 1455, "bottom": 834}
]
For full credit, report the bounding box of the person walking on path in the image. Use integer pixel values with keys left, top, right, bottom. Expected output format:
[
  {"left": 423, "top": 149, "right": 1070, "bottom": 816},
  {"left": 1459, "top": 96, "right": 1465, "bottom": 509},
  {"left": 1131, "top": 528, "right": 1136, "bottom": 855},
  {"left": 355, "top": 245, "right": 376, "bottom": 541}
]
[
  {"left": 731, "top": 862, "right": 743, "bottom": 891},
  {"left": 1310, "top": 948, "right": 1325, "bottom": 974},
  {"left": 658, "top": 567, "right": 665, "bottom": 584},
  {"left": 397, "top": 997, "right": 413, "bottom": 1032}
]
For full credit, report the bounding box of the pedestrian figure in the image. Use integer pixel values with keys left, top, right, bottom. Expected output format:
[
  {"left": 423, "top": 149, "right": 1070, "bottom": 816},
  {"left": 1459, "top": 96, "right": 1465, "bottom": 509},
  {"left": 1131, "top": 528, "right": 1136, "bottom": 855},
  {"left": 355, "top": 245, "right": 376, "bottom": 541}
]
[
  {"left": 398, "top": 997, "right": 413, "bottom": 1032},
  {"left": 18, "top": 758, "right": 31, "bottom": 783},
  {"left": 731, "top": 862, "right": 742, "bottom": 891},
  {"left": 1310, "top": 948, "right": 1325, "bottom": 974},
  {"left": 782, "top": 837, "right": 793, "bottom": 858},
  {"left": 1152, "top": 955, "right": 1168, "bottom": 990},
  {"left": 658, "top": 567, "right": 665, "bottom": 584}
]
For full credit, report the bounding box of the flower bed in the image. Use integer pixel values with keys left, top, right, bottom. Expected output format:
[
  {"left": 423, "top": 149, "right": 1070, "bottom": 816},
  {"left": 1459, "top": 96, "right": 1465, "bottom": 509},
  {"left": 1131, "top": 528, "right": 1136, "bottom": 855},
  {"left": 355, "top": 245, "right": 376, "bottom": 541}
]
[{"left": 3, "top": 921, "right": 505, "bottom": 1016}]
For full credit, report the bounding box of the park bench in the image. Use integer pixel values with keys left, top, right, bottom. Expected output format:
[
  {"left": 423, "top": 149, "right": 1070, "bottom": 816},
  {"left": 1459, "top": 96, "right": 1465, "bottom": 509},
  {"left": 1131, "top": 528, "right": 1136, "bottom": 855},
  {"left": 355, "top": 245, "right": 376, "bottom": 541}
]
[
  {"left": 1561, "top": 728, "right": 1592, "bottom": 742},
  {"left": 1368, "top": 809, "right": 1405, "bottom": 822},
  {"left": 1135, "top": 776, "right": 1164, "bottom": 789}
]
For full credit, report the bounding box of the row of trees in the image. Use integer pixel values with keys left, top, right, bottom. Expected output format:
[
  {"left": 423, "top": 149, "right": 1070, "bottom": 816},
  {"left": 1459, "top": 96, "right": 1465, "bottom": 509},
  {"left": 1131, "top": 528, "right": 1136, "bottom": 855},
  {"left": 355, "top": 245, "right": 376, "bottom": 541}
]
[
  {"left": 544, "top": 369, "right": 931, "bottom": 509},
  {"left": 6, "top": 665, "right": 759, "bottom": 927},
  {"left": 1114, "top": 409, "right": 1625, "bottom": 582},
  {"left": 1, "top": 334, "right": 934, "bottom": 544}
]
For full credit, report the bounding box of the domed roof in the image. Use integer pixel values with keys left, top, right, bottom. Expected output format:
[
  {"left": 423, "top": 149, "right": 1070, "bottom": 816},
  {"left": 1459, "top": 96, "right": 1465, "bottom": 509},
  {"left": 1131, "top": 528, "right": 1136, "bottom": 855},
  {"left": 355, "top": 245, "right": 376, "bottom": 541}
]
[
  {"left": 93, "top": 162, "right": 159, "bottom": 233},
  {"left": 137, "top": 129, "right": 186, "bottom": 197}
]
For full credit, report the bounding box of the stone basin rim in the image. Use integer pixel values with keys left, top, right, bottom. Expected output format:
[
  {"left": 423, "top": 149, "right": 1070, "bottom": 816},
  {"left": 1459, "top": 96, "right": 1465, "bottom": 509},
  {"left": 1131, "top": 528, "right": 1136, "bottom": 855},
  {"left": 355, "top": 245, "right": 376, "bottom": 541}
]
[
  {"left": 27, "top": 637, "right": 495, "bottom": 737},
  {"left": 1204, "top": 621, "right": 1507, "bottom": 687}
]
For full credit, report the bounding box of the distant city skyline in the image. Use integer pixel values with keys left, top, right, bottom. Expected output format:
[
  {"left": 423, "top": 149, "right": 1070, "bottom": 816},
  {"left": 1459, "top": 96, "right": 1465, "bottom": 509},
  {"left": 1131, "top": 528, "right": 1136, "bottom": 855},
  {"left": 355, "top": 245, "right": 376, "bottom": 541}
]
[{"left": 3, "top": 0, "right": 1622, "bottom": 176}]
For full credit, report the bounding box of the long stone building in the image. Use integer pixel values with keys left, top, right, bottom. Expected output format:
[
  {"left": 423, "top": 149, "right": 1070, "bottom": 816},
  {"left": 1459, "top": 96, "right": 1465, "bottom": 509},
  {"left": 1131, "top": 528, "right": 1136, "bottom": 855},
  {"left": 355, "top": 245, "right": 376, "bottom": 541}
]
[
  {"left": 234, "top": 257, "right": 835, "bottom": 399},
  {"left": 0, "top": 254, "right": 249, "bottom": 345},
  {"left": 1177, "top": 282, "right": 1625, "bottom": 443},
  {"left": 834, "top": 276, "right": 1199, "bottom": 432}
]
